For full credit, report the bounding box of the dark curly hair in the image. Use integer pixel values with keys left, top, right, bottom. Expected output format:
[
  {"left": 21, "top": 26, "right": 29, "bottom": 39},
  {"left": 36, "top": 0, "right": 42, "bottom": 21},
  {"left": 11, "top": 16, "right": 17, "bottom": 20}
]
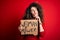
[{"left": 23, "top": 2, "right": 43, "bottom": 23}]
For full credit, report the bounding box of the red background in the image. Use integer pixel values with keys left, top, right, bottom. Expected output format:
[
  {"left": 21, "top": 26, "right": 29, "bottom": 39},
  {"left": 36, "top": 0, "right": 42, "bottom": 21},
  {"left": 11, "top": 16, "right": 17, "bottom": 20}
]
[{"left": 0, "top": 0, "right": 60, "bottom": 40}]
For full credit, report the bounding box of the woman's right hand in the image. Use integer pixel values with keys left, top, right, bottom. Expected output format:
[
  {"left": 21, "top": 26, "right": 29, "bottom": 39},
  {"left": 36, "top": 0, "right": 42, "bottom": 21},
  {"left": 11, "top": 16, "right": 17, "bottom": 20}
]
[{"left": 18, "top": 25, "right": 22, "bottom": 32}]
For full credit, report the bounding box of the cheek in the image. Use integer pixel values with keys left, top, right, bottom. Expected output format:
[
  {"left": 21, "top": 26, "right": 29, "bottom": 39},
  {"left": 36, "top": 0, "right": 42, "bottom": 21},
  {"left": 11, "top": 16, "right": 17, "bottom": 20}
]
[
  {"left": 31, "top": 11, "right": 38, "bottom": 16},
  {"left": 35, "top": 11, "right": 38, "bottom": 15},
  {"left": 31, "top": 11, "right": 35, "bottom": 15}
]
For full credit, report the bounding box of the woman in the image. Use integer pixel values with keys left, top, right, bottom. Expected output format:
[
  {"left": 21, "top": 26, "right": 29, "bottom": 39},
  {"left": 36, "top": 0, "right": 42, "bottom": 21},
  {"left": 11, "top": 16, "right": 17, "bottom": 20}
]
[{"left": 18, "top": 2, "right": 44, "bottom": 40}]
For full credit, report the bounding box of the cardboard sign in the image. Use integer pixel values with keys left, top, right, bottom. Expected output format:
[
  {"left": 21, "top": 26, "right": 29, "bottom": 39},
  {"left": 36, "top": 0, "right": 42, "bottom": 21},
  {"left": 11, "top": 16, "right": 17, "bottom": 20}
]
[{"left": 20, "top": 20, "right": 38, "bottom": 36}]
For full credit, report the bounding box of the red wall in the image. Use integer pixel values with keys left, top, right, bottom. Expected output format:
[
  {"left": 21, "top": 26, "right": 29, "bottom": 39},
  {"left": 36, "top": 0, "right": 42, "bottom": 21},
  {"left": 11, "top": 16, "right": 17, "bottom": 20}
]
[{"left": 0, "top": 0, "right": 60, "bottom": 40}]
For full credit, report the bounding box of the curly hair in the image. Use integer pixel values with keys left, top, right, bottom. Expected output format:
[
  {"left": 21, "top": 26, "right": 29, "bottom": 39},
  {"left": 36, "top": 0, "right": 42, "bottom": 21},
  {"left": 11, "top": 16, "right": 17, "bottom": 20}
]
[{"left": 23, "top": 2, "right": 43, "bottom": 23}]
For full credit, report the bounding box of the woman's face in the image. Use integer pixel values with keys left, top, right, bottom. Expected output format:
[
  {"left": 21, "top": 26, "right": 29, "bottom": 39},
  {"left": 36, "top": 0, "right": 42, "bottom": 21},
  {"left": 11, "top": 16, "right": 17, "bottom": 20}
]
[{"left": 31, "top": 7, "right": 38, "bottom": 18}]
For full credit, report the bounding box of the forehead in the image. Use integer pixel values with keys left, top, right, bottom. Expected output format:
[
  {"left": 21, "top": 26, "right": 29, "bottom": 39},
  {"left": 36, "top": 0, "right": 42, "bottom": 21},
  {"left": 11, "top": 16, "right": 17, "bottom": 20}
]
[{"left": 31, "top": 7, "right": 37, "bottom": 10}]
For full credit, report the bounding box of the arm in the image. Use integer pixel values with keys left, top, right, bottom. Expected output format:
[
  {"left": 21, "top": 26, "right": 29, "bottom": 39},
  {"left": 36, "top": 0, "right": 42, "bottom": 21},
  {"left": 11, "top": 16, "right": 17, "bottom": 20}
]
[{"left": 35, "top": 16, "right": 44, "bottom": 37}]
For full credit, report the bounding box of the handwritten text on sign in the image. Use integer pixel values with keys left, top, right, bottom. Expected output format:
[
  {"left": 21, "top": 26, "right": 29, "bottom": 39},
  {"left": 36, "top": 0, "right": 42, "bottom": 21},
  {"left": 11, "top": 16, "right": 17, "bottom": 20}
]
[{"left": 20, "top": 20, "right": 38, "bottom": 36}]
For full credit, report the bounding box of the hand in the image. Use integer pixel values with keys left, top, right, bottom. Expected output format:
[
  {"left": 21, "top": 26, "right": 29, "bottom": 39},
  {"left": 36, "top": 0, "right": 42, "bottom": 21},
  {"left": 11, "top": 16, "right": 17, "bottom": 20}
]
[
  {"left": 18, "top": 25, "right": 22, "bottom": 32},
  {"left": 35, "top": 16, "right": 41, "bottom": 24},
  {"left": 34, "top": 15, "right": 40, "bottom": 19}
]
